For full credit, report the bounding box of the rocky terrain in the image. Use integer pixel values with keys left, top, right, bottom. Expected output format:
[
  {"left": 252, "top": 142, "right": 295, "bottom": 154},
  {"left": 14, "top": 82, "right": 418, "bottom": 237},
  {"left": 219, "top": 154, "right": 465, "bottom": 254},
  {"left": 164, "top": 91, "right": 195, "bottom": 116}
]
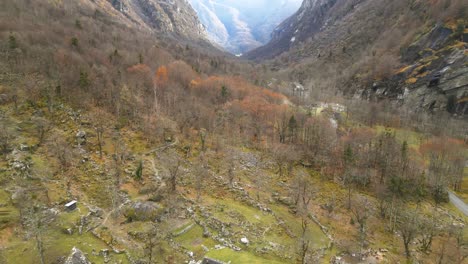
[
  {"left": 188, "top": 0, "right": 302, "bottom": 54},
  {"left": 246, "top": 0, "right": 334, "bottom": 60},
  {"left": 360, "top": 24, "right": 468, "bottom": 116},
  {"left": 247, "top": 0, "right": 467, "bottom": 116},
  {"left": 106, "top": 0, "right": 208, "bottom": 41},
  {"left": 0, "top": 0, "right": 467, "bottom": 264}
]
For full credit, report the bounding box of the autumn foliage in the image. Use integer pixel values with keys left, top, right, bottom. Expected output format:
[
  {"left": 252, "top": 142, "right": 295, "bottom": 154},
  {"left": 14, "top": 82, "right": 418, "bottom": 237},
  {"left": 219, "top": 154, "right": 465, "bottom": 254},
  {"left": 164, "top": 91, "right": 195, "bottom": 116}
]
[{"left": 154, "top": 66, "right": 168, "bottom": 87}]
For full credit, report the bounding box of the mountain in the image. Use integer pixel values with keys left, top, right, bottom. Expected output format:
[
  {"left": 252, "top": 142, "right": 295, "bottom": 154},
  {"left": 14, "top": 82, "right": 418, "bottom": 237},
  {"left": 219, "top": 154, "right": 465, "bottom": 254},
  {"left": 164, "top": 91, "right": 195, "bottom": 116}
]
[
  {"left": 245, "top": 0, "right": 334, "bottom": 59},
  {"left": 1, "top": 1, "right": 467, "bottom": 264},
  {"left": 247, "top": 0, "right": 468, "bottom": 115},
  {"left": 188, "top": 0, "right": 302, "bottom": 54},
  {"left": 106, "top": 0, "right": 207, "bottom": 41}
]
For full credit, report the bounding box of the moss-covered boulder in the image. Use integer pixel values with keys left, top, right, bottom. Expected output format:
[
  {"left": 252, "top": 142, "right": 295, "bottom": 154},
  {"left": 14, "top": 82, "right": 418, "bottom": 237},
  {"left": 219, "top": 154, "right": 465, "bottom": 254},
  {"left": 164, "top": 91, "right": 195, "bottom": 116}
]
[{"left": 123, "top": 201, "right": 162, "bottom": 222}]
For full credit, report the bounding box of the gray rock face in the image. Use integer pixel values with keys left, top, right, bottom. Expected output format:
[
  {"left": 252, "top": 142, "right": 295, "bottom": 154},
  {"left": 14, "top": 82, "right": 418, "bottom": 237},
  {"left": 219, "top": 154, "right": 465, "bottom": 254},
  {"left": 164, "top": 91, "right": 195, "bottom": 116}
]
[
  {"left": 64, "top": 247, "right": 91, "bottom": 264},
  {"left": 246, "top": 0, "right": 336, "bottom": 59},
  {"left": 345, "top": 17, "right": 467, "bottom": 115},
  {"left": 402, "top": 24, "right": 453, "bottom": 63},
  {"left": 107, "top": 0, "right": 207, "bottom": 41},
  {"left": 187, "top": 0, "right": 302, "bottom": 54},
  {"left": 367, "top": 43, "right": 468, "bottom": 115}
]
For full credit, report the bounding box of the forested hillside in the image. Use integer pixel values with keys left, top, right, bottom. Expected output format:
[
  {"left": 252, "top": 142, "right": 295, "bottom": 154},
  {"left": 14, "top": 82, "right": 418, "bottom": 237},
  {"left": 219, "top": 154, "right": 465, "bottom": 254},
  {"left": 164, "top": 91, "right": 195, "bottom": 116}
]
[
  {"left": 0, "top": 0, "right": 466, "bottom": 264},
  {"left": 248, "top": 0, "right": 467, "bottom": 116}
]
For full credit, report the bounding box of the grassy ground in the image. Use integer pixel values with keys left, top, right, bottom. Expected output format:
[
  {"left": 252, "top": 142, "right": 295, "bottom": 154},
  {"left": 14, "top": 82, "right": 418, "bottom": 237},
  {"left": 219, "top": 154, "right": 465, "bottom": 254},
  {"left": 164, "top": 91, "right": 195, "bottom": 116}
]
[
  {"left": 374, "top": 125, "right": 425, "bottom": 149},
  {"left": 456, "top": 167, "right": 468, "bottom": 204},
  {"left": 206, "top": 248, "right": 285, "bottom": 264},
  {"left": 0, "top": 190, "right": 19, "bottom": 231},
  {"left": 0, "top": 95, "right": 466, "bottom": 264}
]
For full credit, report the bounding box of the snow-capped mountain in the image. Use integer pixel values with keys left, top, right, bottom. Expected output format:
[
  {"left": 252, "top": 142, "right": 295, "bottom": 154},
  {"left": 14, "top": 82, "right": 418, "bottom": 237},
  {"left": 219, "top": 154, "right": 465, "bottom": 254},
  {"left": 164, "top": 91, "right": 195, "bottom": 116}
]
[{"left": 188, "top": 0, "right": 302, "bottom": 54}]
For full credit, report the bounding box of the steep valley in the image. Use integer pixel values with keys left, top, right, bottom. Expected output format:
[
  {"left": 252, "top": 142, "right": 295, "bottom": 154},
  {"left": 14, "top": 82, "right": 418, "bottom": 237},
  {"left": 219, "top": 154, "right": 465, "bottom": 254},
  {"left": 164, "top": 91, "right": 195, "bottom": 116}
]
[{"left": 0, "top": 0, "right": 467, "bottom": 264}]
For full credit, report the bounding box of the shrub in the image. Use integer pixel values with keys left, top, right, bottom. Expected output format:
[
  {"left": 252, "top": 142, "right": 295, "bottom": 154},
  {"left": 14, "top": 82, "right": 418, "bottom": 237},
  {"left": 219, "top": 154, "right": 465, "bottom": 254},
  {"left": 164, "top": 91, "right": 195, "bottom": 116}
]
[
  {"left": 135, "top": 160, "right": 143, "bottom": 180},
  {"left": 71, "top": 37, "right": 79, "bottom": 47},
  {"left": 8, "top": 34, "right": 17, "bottom": 50}
]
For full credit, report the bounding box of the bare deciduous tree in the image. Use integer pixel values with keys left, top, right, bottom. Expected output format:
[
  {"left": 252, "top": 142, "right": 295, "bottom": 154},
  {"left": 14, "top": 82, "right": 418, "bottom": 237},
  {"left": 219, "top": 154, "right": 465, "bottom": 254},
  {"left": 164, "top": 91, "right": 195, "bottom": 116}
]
[
  {"left": 397, "top": 209, "right": 421, "bottom": 258},
  {"left": 298, "top": 218, "right": 310, "bottom": 264}
]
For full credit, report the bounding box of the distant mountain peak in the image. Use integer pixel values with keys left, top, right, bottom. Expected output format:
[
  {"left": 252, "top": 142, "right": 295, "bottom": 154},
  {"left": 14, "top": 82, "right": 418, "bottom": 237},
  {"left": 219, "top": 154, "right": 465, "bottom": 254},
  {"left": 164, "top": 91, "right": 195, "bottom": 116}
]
[{"left": 188, "top": 0, "right": 302, "bottom": 54}]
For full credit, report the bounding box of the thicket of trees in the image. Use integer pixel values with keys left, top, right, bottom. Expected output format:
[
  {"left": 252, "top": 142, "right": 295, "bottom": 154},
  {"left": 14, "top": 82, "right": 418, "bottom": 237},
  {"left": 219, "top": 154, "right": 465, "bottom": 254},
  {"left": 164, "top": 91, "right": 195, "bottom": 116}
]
[
  {"left": 2, "top": 0, "right": 465, "bottom": 215},
  {"left": 0, "top": 0, "right": 466, "bottom": 262}
]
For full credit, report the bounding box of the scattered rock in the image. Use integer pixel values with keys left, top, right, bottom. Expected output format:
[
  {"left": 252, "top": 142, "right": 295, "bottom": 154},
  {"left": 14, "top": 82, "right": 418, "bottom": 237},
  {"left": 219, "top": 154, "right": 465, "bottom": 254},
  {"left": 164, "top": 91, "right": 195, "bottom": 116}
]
[
  {"left": 87, "top": 205, "right": 104, "bottom": 218},
  {"left": 63, "top": 227, "right": 73, "bottom": 235},
  {"left": 203, "top": 229, "right": 211, "bottom": 238},
  {"left": 187, "top": 207, "right": 194, "bottom": 214},
  {"left": 202, "top": 257, "right": 225, "bottom": 264},
  {"left": 19, "top": 144, "right": 30, "bottom": 151},
  {"left": 64, "top": 247, "right": 91, "bottom": 264},
  {"left": 173, "top": 223, "right": 194, "bottom": 237},
  {"left": 99, "top": 249, "right": 109, "bottom": 257},
  {"left": 202, "top": 245, "right": 209, "bottom": 252},
  {"left": 269, "top": 241, "right": 280, "bottom": 249},
  {"left": 76, "top": 130, "right": 86, "bottom": 145},
  {"left": 214, "top": 244, "right": 225, "bottom": 250},
  {"left": 240, "top": 237, "right": 249, "bottom": 244},
  {"left": 277, "top": 196, "right": 294, "bottom": 206}
]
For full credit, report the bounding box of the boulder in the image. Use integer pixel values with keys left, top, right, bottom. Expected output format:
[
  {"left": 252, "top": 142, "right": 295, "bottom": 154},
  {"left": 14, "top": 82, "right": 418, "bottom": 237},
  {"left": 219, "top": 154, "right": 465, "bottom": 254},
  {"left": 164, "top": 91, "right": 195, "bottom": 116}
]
[
  {"left": 64, "top": 247, "right": 91, "bottom": 264},
  {"left": 277, "top": 196, "right": 294, "bottom": 206},
  {"left": 76, "top": 130, "right": 86, "bottom": 145},
  {"left": 19, "top": 144, "right": 30, "bottom": 151},
  {"left": 240, "top": 237, "right": 249, "bottom": 244},
  {"left": 0, "top": 94, "right": 9, "bottom": 104},
  {"left": 87, "top": 205, "right": 104, "bottom": 218},
  {"left": 123, "top": 201, "right": 161, "bottom": 221},
  {"left": 202, "top": 257, "right": 225, "bottom": 264},
  {"left": 62, "top": 227, "right": 73, "bottom": 235}
]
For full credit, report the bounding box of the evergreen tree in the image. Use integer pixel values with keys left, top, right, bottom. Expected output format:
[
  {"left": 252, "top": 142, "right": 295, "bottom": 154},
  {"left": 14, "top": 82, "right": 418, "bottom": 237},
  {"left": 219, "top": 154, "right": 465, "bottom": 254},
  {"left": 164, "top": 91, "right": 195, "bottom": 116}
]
[
  {"left": 220, "top": 85, "right": 229, "bottom": 102},
  {"left": 8, "top": 34, "right": 17, "bottom": 50},
  {"left": 288, "top": 115, "right": 298, "bottom": 142},
  {"left": 135, "top": 160, "right": 143, "bottom": 180},
  {"left": 79, "top": 70, "right": 90, "bottom": 88}
]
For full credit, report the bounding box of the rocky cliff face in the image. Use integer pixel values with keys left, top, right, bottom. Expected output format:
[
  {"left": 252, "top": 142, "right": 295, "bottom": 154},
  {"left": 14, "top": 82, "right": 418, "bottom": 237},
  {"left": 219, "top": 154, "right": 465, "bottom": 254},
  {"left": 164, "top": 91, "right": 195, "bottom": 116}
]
[
  {"left": 363, "top": 24, "right": 468, "bottom": 116},
  {"left": 246, "top": 0, "right": 467, "bottom": 116},
  {"left": 187, "top": 0, "right": 302, "bottom": 54},
  {"left": 106, "top": 0, "right": 207, "bottom": 40},
  {"left": 246, "top": 0, "right": 339, "bottom": 59}
]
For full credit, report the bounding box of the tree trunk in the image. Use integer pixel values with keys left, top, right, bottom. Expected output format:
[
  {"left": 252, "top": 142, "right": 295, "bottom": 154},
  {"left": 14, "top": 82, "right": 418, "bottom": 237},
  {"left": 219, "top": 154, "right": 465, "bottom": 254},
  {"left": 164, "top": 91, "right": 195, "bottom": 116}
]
[
  {"left": 403, "top": 237, "right": 411, "bottom": 258},
  {"left": 36, "top": 234, "right": 45, "bottom": 264},
  {"left": 347, "top": 185, "right": 352, "bottom": 210}
]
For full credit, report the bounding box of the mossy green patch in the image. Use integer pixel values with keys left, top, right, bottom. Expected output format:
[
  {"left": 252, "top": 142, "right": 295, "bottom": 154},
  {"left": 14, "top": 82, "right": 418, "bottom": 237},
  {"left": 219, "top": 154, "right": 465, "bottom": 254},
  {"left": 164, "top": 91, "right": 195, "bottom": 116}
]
[
  {"left": 205, "top": 247, "right": 285, "bottom": 264},
  {"left": 213, "top": 198, "right": 276, "bottom": 226},
  {"left": 270, "top": 204, "right": 328, "bottom": 249},
  {"left": 0, "top": 190, "right": 19, "bottom": 229},
  {"left": 458, "top": 167, "right": 468, "bottom": 204},
  {"left": 3, "top": 226, "right": 128, "bottom": 263},
  {"left": 174, "top": 224, "right": 216, "bottom": 258},
  {"left": 123, "top": 129, "right": 150, "bottom": 154},
  {"left": 375, "top": 125, "right": 424, "bottom": 149},
  {"left": 44, "top": 181, "right": 68, "bottom": 204}
]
